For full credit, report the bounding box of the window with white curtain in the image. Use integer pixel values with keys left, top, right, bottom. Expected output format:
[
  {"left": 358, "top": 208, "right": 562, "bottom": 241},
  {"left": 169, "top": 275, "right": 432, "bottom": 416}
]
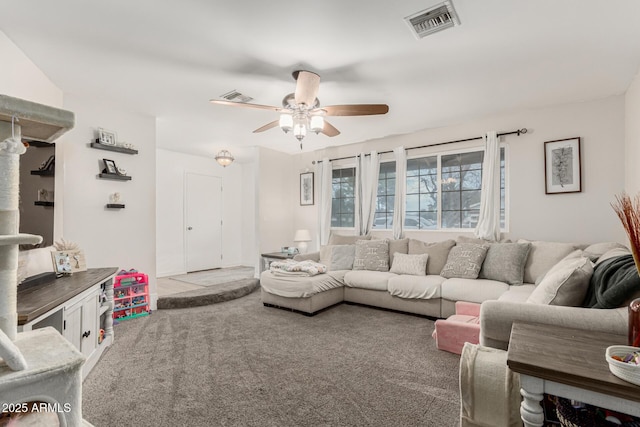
[
  {"left": 331, "top": 167, "right": 356, "bottom": 228},
  {"left": 373, "top": 147, "right": 506, "bottom": 230}
]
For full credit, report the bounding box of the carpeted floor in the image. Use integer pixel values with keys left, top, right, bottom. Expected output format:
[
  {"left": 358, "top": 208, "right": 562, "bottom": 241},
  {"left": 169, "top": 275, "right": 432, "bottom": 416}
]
[
  {"left": 83, "top": 291, "right": 461, "bottom": 426},
  {"left": 169, "top": 266, "right": 255, "bottom": 287}
]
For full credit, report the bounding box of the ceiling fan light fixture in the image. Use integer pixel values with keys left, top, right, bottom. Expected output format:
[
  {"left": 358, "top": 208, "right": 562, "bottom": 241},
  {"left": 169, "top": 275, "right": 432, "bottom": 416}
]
[
  {"left": 310, "top": 116, "right": 324, "bottom": 134},
  {"left": 279, "top": 113, "right": 293, "bottom": 133},
  {"left": 215, "top": 149, "right": 234, "bottom": 167}
]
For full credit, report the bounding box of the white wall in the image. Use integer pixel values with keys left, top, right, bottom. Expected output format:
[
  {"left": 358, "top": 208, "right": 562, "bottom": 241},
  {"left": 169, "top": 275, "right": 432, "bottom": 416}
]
[
  {"left": 626, "top": 69, "right": 640, "bottom": 195},
  {"left": 156, "top": 149, "right": 247, "bottom": 277},
  {"left": 61, "top": 94, "right": 158, "bottom": 308},
  {"left": 291, "top": 96, "right": 628, "bottom": 246},
  {"left": 241, "top": 150, "right": 259, "bottom": 270}
]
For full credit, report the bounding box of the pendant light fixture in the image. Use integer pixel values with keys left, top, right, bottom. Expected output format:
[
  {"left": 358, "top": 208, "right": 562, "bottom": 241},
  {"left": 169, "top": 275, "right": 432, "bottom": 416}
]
[{"left": 215, "top": 149, "right": 234, "bottom": 167}]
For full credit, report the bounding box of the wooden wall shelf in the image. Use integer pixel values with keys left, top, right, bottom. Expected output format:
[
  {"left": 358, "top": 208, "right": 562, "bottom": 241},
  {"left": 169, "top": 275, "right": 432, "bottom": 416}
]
[
  {"left": 91, "top": 142, "right": 138, "bottom": 155},
  {"left": 106, "top": 204, "right": 125, "bottom": 209},
  {"left": 98, "top": 173, "right": 131, "bottom": 181},
  {"left": 30, "top": 170, "right": 55, "bottom": 176},
  {"left": 34, "top": 201, "right": 54, "bottom": 207}
]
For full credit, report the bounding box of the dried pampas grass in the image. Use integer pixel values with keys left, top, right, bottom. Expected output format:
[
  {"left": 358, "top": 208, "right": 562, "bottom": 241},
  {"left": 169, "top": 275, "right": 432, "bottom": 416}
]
[{"left": 611, "top": 192, "right": 640, "bottom": 275}]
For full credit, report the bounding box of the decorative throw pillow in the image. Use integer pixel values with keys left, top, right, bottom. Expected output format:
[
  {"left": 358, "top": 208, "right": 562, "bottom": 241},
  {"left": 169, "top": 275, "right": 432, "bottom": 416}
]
[
  {"left": 408, "top": 239, "right": 456, "bottom": 275},
  {"left": 390, "top": 253, "right": 428, "bottom": 276},
  {"left": 353, "top": 239, "right": 390, "bottom": 272},
  {"left": 440, "top": 243, "right": 490, "bottom": 279},
  {"left": 526, "top": 255, "right": 593, "bottom": 306},
  {"left": 479, "top": 242, "right": 531, "bottom": 285},
  {"left": 329, "top": 233, "right": 371, "bottom": 245},
  {"left": 518, "top": 239, "right": 578, "bottom": 284},
  {"left": 319, "top": 245, "right": 355, "bottom": 271},
  {"left": 583, "top": 242, "right": 629, "bottom": 262},
  {"left": 388, "top": 238, "right": 409, "bottom": 266}
]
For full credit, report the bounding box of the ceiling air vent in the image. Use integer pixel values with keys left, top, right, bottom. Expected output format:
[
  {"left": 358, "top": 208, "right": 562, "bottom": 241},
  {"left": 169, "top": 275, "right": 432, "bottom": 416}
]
[
  {"left": 220, "top": 90, "right": 253, "bottom": 103},
  {"left": 405, "top": 1, "right": 460, "bottom": 39}
]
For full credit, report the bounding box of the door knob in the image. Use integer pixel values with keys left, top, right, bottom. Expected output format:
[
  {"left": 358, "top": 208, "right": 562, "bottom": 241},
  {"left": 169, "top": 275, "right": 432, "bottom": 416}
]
[{"left": 187, "top": 226, "right": 193, "bottom": 230}]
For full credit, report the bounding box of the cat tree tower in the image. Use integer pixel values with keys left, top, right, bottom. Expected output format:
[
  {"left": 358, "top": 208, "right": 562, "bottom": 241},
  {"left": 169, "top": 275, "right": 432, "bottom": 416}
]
[{"left": 0, "top": 95, "right": 93, "bottom": 426}]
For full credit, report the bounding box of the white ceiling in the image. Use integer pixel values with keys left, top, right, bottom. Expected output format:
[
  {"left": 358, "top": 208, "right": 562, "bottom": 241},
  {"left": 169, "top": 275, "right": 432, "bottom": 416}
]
[{"left": 2, "top": 1, "right": 640, "bottom": 162}]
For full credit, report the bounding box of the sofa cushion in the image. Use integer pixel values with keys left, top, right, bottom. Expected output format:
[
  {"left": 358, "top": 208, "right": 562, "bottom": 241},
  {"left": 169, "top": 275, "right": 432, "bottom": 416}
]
[
  {"left": 408, "top": 239, "right": 456, "bottom": 275},
  {"left": 441, "top": 278, "right": 509, "bottom": 304},
  {"left": 387, "top": 274, "right": 444, "bottom": 299},
  {"left": 497, "top": 285, "right": 536, "bottom": 303},
  {"left": 344, "top": 270, "right": 396, "bottom": 291},
  {"left": 583, "top": 242, "right": 628, "bottom": 262},
  {"left": 260, "top": 270, "right": 347, "bottom": 298},
  {"left": 390, "top": 253, "right": 428, "bottom": 276},
  {"left": 329, "top": 233, "right": 371, "bottom": 245},
  {"left": 518, "top": 239, "right": 578, "bottom": 284},
  {"left": 353, "top": 239, "right": 390, "bottom": 272},
  {"left": 389, "top": 238, "right": 409, "bottom": 266},
  {"left": 441, "top": 243, "right": 490, "bottom": 279},
  {"left": 526, "top": 255, "right": 593, "bottom": 306},
  {"left": 479, "top": 242, "right": 531, "bottom": 285},
  {"left": 595, "top": 246, "right": 631, "bottom": 266},
  {"left": 319, "top": 245, "right": 355, "bottom": 271}
]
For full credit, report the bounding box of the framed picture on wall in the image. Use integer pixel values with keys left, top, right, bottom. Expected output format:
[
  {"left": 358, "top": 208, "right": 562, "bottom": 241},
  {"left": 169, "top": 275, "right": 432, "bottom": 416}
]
[
  {"left": 544, "top": 137, "right": 582, "bottom": 194},
  {"left": 300, "top": 172, "right": 314, "bottom": 206}
]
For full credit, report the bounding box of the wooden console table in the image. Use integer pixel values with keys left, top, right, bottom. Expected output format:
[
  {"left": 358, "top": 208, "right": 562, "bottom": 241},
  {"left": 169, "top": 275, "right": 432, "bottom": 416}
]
[
  {"left": 507, "top": 322, "right": 640, "bottom": 427},
  {"left": 17, "top": 267, "right": 117, "bottom": 378}
]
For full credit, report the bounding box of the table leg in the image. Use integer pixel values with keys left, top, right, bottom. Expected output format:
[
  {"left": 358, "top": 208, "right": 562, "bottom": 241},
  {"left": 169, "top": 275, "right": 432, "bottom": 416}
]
[{"left": 520, "top": 375, "right": 545, "bottom": 427}]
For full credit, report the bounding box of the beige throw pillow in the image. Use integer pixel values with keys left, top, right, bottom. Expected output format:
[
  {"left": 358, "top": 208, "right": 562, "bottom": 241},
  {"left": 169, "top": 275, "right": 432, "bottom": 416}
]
[
  {"left": 440, "top": 243, "right": 490, "bottom": 279},
  {"left": 518, "top": 239, "right": 578, "bottom": 284},
  {"left": 353, "top": 239, "right": 390, "bottom": 272},
  {"left": 389, "top": 238, "right": 409, "bottom": 266},
  {"left": 408, "top": 239, "right": 456, "bottom": 275},
  {"left": 390, "top": 253, "right": 428, "bottom": 276},
  {"left": 526, "top": 255, "right": 593, "bottom": 306}
]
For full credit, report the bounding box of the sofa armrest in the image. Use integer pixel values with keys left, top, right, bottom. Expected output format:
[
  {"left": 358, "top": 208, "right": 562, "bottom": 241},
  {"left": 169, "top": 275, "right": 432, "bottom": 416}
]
[
  {"left": 293, "top": 252, "right": 320, "bottom": 262},
  {"left": 480, "top": 301, "right": 627, "bottom": 351}
]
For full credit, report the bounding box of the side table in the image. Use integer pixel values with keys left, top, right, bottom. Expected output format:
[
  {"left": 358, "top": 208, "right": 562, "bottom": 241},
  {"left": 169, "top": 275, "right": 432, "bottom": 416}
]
[
  {"left": 260, "top": 252, "right": 295, "bottom": 273},
  {"left": 507, "top": 322, "right": 640, "bottom": 427}
]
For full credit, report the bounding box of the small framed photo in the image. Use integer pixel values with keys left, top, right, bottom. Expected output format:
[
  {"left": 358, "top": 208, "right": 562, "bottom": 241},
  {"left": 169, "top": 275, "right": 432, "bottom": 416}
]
[
  {"left": 300, "top": 172, "right": 314, "bottom": 206},
  {"left": 103, "top": 159, "right": 117, "bottom": 174},
  {"left": 98, "top": 128, "right": 117, "bottom": 146},
  {"left": 544, "top": 137, "right": 582, "bottom": 194},
  {"left": 51, "top": 251, "right": 72, "bottom": 274}
]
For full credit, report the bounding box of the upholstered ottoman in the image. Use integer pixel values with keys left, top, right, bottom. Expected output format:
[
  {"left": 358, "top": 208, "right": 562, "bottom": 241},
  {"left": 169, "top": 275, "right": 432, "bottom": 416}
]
[{"left": 432, "top": 301, "right": 480, "bottom": 354}]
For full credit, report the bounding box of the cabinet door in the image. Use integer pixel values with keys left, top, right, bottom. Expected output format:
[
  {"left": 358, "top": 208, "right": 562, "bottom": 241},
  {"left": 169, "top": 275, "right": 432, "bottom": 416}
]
[
  {"left": 80, "top": 293, "right": 98, "bottom": 358},
  {"left": 64, "top": 300, "right": 83, "bottom": 351}
]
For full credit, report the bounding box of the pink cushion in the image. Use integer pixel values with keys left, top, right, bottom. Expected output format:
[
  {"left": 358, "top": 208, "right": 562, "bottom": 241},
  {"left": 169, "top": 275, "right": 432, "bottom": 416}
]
[{"left": 432, "top": 304, "right": 481, "bottom": 355}]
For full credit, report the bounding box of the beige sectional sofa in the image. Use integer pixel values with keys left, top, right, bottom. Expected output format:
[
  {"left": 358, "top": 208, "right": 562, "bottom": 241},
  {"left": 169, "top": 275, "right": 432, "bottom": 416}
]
[{"left": 260, "top": 234, "right": 631, "bottom": 321}]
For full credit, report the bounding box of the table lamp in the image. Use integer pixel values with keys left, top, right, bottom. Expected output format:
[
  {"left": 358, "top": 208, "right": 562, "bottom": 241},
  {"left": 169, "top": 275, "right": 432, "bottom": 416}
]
[{"left": 293, "top": 229, "right": 312, "bottom": 254}]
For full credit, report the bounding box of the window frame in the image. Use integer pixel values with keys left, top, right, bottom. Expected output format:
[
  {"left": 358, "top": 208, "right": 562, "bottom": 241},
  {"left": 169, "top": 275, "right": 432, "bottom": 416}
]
[{"left": 330, "top": 164, "right": 357, "bottom": 230}]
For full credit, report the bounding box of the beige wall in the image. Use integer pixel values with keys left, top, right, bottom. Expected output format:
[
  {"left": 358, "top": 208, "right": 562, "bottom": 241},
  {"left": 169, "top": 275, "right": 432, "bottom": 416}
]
[
  {"left": 291, "top": 96, "right": 628, "bottom": 247},
  {"left": 625, "top": 69, "right": 640, "bottom": 195}
]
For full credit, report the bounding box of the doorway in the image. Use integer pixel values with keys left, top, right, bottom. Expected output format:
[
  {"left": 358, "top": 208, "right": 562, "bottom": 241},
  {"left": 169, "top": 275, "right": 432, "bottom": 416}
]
[{"left": 185, "top": 173, "right": 222, "bottom": 272}]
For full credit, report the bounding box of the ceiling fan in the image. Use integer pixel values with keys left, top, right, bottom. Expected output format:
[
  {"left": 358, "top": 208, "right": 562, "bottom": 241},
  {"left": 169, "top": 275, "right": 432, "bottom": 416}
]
[{"left": 210, "top": 70, "right": 389, "bottom": 147}]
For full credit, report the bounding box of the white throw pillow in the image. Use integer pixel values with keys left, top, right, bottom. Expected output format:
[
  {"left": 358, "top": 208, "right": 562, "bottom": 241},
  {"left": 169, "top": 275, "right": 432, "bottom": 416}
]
[
  {"left": 526, "top": 255, "right": 593, "bottom": 306},
  {"left": 389, "top": 253, "right": 428, "bottom": 276}
]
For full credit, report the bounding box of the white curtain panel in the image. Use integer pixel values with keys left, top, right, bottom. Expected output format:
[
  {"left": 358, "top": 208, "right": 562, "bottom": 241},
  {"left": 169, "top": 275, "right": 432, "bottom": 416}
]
[
  {"left": 356, "top": 150, "right": 380, "bottom": 236},
  {"left": 392, "top": 146, "right": 407, "bottom": 240},
  {"left": 317, "top": 158, "right": 332, "bottom": 246},
  {"left": 474, "top": 131, "right": 501, "bottom": 241}
]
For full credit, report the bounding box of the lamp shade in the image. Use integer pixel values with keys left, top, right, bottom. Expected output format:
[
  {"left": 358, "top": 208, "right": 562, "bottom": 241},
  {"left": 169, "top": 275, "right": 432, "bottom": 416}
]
[
  {"left": 293, "top": 229, "right": 311, "bottom": 242},
  {"left": 215, "top": 150, "right": 234, "bottom": 167}
]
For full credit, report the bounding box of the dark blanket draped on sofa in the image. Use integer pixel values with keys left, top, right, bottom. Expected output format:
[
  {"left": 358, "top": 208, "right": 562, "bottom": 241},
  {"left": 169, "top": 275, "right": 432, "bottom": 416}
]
[{"left": 583, "top": 254, "right": 640, "bottom": 309}]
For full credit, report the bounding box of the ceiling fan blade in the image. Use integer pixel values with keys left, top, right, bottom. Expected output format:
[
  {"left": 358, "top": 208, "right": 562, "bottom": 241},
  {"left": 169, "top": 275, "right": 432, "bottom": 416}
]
[
  {"left": 210, "top": 99, "right": 281, "bottom": 112},
  {"left": 321, "top": 120, "right": 340, "bottom": 137},
  {"left": 294, "top": 71, "right": 320, "bottom": 107},
  {"left": 253, "top": 120, "right": 280, "bottom": 133},
  {"left": 321, "top": 104, "right": 389, "bottom": 116}
]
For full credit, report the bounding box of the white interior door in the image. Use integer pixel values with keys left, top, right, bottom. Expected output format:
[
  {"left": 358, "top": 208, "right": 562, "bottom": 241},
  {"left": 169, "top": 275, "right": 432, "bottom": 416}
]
[{"left": 185, "top": 173, "right": 222, "bottom": 272}]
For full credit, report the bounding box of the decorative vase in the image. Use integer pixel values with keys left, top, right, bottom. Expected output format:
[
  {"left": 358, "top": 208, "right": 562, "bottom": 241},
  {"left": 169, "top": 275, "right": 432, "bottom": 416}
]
[{"left": 630, "top": 298, "right": 640, "bottom": 347}]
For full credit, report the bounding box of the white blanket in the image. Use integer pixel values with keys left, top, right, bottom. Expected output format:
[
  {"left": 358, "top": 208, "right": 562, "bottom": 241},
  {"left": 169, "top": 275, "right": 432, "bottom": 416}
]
[{"left": 269, "top": 260, "right": 327, "bottom": 277}]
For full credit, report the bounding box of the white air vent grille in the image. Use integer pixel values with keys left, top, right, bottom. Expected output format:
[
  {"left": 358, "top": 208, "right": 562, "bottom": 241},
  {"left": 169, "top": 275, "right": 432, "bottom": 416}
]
[
  {"left": 405, "top": 1, "right": 460, "bottom": 39},
  {"left": 220, "top": 90, "right": 253, "bottom": 103}
]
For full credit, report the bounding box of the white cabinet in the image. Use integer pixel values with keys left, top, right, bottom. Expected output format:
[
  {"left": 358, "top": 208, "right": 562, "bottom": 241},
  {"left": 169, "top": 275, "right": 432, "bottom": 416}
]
[{"left": 17, "top": 268, "right": 116, "bottom": 378}]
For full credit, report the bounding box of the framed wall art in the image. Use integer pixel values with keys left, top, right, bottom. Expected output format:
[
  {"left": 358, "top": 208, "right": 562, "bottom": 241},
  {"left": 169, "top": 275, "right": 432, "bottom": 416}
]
[
  {"left": 98, "top": 128, "right": 117, "bottom": 146},
  {"left": 103, "top": 158, "right": 118, "bottom": 174},
  {"left": 300, "top": 172, "right": 314, "bottom": 206},
  {"left": 544, "top": 137, "right": 581, "bottom": 194}
]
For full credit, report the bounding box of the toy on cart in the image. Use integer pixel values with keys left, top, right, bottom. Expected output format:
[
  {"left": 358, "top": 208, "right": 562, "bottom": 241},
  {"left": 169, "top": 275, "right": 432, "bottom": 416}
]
[{"left": 113, "top": 270, "right": 151, "bottom": 321}]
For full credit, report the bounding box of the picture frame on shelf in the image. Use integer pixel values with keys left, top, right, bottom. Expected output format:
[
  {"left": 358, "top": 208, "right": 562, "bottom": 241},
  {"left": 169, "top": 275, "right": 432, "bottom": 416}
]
[
  {"left": 300, "top": 172, "right": 314, "bottom": 206},
  {"left": 103, "top": 158, "right": 118, "bottom": 174},
  {"left": 544, "top": 137, "right": 581, "bottom": 194},
  {"left": 51, "top": 250, "right": 86, "bottom": 275},
  {"left": 98, "top": 128, "right": 117, "bottom": 146}
]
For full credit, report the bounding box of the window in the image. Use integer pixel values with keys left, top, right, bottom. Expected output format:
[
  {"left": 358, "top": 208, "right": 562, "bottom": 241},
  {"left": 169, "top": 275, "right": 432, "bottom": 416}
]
[
  {"left": 331, "top": 167, "right": 355, "bottom": 228},
  {"left": 373, "top": 162, "right": 395, "bottom": 229},
  {"left": 373, "top": 147, "right": 506, "bottom": 230}
]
